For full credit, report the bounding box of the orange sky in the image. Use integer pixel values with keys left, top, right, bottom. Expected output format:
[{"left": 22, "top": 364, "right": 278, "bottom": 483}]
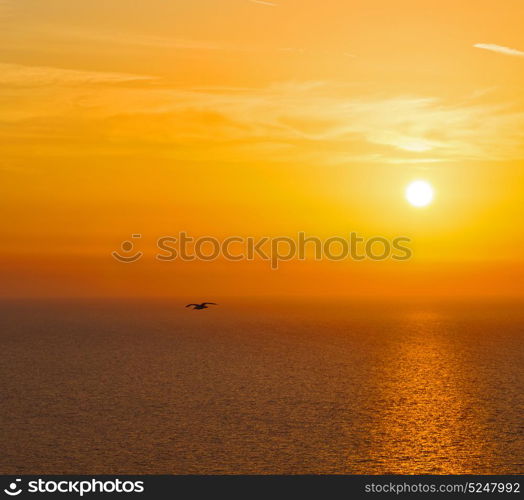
[{"left": 1, "top": 0, "right": 523, "bottom": 299}]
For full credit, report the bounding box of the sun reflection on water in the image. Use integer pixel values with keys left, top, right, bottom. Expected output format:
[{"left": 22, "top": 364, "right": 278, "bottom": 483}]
[{"left": 358, "top": 310, "right": 494, "bottom": 474}]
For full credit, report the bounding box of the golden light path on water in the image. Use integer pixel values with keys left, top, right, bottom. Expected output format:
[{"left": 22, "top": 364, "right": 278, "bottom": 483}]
[
  {"left": 1, "top": 300, "right": 522, "bottom": 474},
  {"left": 356, "top": 310, "right": 500, "bottom": 474}
]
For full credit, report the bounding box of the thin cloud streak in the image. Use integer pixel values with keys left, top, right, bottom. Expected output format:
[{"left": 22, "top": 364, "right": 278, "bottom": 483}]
[
  {"left": 474, "top": 43, "right": 524, "bottom": 57},
  {"left": 0, "top": 62, "right": 155, "bottom": 87},
  {"left": 248, "top": 0, "right": 278, "bottom": 6}
]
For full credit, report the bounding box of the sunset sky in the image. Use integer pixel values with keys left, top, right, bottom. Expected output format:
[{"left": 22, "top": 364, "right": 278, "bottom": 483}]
[{"left": 1, "top": 0, "right": 523, "bottom": 299}]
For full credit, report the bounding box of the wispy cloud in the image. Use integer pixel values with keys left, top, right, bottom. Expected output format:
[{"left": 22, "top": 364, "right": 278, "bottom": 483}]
[
  {"left": 0, "top": 62, "right": 154, "bottom": 87},
  {"left": 3, "top": 25, "right": 262, "bottom": 54},
  {"left": 248, "top": 0, "right": 278, "bottom": 6},
  {"left": 474, "top": 43, "right": 524, "bottom": 58},
  {"left": 69, "top": 32, "right": 233, "bottom": 51},
  {"left": 2, "top": 77, "right": 524, "bottom": 163}
]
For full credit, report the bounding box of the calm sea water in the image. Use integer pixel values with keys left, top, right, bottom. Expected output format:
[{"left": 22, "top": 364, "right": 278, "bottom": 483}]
[{"left": 1, "top": 299, "right": 522, "bottom": 474}]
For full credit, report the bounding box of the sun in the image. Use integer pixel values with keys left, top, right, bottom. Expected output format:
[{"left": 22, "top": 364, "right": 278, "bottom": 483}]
[{"left": 406, "top": 180, "right": 434, "bottom": 207}]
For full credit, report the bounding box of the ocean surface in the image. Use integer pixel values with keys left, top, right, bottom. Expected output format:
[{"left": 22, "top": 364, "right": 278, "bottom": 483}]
[{"left": 1, "top": 299, "right": 523, "bottom": 474}]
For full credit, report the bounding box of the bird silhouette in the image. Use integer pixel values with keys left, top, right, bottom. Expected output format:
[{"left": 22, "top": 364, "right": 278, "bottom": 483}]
[{"left": 185, "top": 302, "right": 218, "bottom": 310}]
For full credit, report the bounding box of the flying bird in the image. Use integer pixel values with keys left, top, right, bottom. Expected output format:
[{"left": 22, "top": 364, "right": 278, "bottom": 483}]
[{"left": 185, "top": 302, "right": 218, "bottom": 310}]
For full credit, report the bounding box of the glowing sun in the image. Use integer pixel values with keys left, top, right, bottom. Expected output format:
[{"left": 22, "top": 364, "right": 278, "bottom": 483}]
[{"left": 406, "top": 180, "right": 434, "bottom": 207}]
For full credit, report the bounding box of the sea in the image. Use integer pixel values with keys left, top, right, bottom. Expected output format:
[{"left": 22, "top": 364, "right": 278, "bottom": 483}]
[{"left": 1, "top": 298, "right": 522, "bottom": 474}]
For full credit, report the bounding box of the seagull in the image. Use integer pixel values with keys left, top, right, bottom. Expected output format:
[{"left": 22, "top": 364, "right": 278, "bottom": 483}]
[{"left": 185, "top": 302, "right": 218, "bottom": 310}]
